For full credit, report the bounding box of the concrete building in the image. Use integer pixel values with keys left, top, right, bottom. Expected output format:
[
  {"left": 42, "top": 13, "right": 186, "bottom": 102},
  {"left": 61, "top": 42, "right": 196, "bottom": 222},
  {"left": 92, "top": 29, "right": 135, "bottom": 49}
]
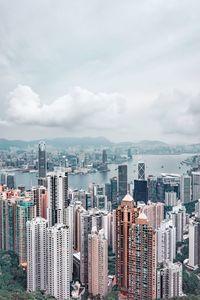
[
  {"left": 165, "top": 191, "right": 177, "bottom": 206},
  {"left": 189, "top": 219, "right": 200, "bottom": 269},
  {"left": 32, "top": 186, "right": 48, "bottom": 218},
  {"left": 192, "top": 172, "right": 200, "bottom": 201},
  {"left": 88, "top": 228, "right": 108, "bottom": 298},
  {"left": 170, "top": 202, "right": 186, "bottom": 242},
  {"left": 157, "top": 261, "right": 183, "bottom": 299},
  {"left": 156, "top": 220, "right": 176, "bottom": 263},
  {"left": 128, "top": 212, "right": 156, "bottom": 300},
  {"left": 118, "top": 165, "right": 128, "bottom": 202},
  {"left": 142, "top": 201, "right": 164, "bottom": 230},
  {"left": 27, "top": 217, "right": 48, "bottom": 292},
  {"left": 47, "top": 171, "right": 68, "bottom": 226},
  {"left": 180, "top": 174, "right": 191, "bottom": 204},
  {"left": 38, "top": 141, "right": 47, "bottom": 178},
  {"left": 116, "top": 194, "right": 140, "bottom": 296},
  {"left": 47, "top": 224, "right": 71, "bottom": 300}
]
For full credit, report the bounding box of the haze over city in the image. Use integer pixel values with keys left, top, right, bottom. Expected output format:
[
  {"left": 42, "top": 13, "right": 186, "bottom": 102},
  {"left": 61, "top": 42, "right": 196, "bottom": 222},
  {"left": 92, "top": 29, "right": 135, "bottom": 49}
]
[{"left": 0, "top": 0, "right": 200, "bottom": 143}]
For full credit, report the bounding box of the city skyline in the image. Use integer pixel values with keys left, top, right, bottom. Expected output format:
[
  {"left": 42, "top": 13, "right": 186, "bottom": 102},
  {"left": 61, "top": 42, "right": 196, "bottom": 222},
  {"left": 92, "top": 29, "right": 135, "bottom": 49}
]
[{"left": 0, "top": 1, "right": 200, "bottom": 143}]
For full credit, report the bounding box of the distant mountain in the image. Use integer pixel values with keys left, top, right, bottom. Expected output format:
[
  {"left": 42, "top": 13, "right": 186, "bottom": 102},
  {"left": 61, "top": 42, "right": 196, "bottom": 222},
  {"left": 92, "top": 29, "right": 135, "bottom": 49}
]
[{"left": 0, "top": 137, "right": 113, "bottom": 150}]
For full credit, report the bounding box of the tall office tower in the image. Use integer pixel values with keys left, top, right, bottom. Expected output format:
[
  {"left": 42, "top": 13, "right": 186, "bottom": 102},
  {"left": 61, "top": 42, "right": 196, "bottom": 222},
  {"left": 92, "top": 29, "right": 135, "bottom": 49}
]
[
  {"left": 118, "top": 165, "right": 128, "bottom": 202},
  {"left": 6, "top": 174, "right": 15, "bottom": 189},
  {"left": 128, "top": 212, "right": 156, "bottom": 300},
  {"left": 32, "top": 186, "right": 48, "bottom": 218},
  {"left": 165, "top": 191, "right": 177, "bottom": 206},
  {"left": 170, "top": 202, "right": 186, "bottom": 242},
  {"left": 195, "top": 199, "right": 200, "bottom": 218},
  {"left": 15, "top": 199, "right": 36, "bottom": 265},
  {"left": 133, "top": 179, "right": 148, "bottom": 204},
  {"left": 88, "top": 228, "right": 108, "bottom": 298},
  {"left": 156, "top": 220, "right": 176, "bottom": 263},
  {"left": 147, "top": 175, "right": 157, "bottom": 202},
  {"left": 127, "top": 148, "right": 132, "bottom": 159},
  {"left": 27, "top": 217, "right": 48, "bottom": 292},
  {"left": 142, "top": 202, "right": 164, "bottom": 230},
  {"left": 102, "top": 149, "right": 107, "bottom": 164},
  {"left": 192, "top": 172, "right": 200, "bottom": 201},
  {"left": 157, "top": 261, "right": 183, "bottom": 299},
  {"left": 90, "top": 184, "right": 105, "bottom": 208},
  {"left": 138, "top": 161, "right": 145, "bottom": 180},
  {"left": 105, "top": 183, "right": 111, "bottom": 202},
  {"left": 180, "top": 174, "right": 191, "bottom": 203},
  {"left": 96, "top": 195, "right": 108, "bottom": 210},
  {"left": 110, "top": 176, "right": 118, "bottom": 207},
  {"left": 47, "top": 224, "right": 71, "bottom": 300},
  {"left": 116, "top": 194, "right": 140, "bottom": 296},
  {"left": 38, "top": 141, "right": 47, "bottom": 178},
  {"left": 47, "top": 171, "right": 68, "bottom": 227},
  {"left": 189, "top": 219, "right": 200, "bottom": 268}
]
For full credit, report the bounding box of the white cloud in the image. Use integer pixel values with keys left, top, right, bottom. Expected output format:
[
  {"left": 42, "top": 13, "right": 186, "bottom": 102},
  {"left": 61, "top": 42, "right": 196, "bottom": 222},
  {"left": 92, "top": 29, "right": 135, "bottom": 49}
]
[
  {"left": 151, "top": 90, "right": 200, "bottom": 137},
  {"left": 6, "top": 85, "right": 127, "bottom": 130}
]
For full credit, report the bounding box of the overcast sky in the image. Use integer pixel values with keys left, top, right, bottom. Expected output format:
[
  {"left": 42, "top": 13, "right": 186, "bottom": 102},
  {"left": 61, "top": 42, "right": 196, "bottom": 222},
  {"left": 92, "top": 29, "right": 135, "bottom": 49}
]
[{"left": 0, "top": 0, "right": 200, "bottom": 143}]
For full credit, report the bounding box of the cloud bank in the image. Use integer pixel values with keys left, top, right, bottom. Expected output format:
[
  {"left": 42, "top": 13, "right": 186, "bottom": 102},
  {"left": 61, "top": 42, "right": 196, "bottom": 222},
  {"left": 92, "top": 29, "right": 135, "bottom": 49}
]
[{"left": 6, "top": 85, "right": 127, "bottom": 130}]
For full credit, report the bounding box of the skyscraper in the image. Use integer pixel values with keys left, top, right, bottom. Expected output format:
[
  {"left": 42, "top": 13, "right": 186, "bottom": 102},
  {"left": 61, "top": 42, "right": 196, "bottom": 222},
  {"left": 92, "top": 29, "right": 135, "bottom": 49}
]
[
  {"left": 32, "top": 186, "right": 48, "bottom": 218},
  {"left": 180, "top": 174, "right": 191, "bottom": 203},
  {"left": 116, "top": 194, "right": 140, "bottom": 296},
  {"left": 142, "top": 201, "right": 164, "bottom": 230},
  {"left": 157, "top": 261, "right": 183, "bottom": 299},
  {"left": 134, "top": 179, "right": 148, "bottom": 204},
  {"left": 47, "top": 171, "right": 68, "bottom": 227},
  {"left": 170, "top": 202, "right": 186, "bottom": 242},
  {"left": 138, "top": 161, "right": 145, "bottom": 180},
  {"left": 102, "top": 149, "right": 107, "bottom": 164},
  {"left": 118, "top": 165, "right": 128, "bottom": 202},
  {"left": 88, "top": 228, "right": 108, "bottom": 298},
  {"left": 189, "top": 219, "right": 200, "bottom": 269},
  {"left": 156, "top": 220, "right": 176, "bottom": 264},
  {"left": 47, "top": 224, "right": 71, "bottom": 300},
  {"left": 110, "top": 176, "right": 118, "bottom": 207},
  {"left": 128, "top": 212, "right": 156, "bottom": 300},
  {"left": 38, "top": 141, "right": 47, "bottom": 178},
  {"left": 27, "top": 217, "right": 48, "bottom": 292},
  {"left": 15, "top": 199, "right": 36, "bottom": 265},
  {"left": 192, "top": 172, "right": 200, "bottom": 201}
]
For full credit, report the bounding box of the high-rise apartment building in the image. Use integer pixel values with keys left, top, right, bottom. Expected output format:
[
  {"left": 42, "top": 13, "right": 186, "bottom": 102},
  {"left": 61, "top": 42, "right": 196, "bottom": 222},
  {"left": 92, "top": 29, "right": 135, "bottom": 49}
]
[
  {"left": 15, "top": 199, "right": 36, "bottom": 265},
  {"left": 38, "top": 141, "right": 47, "bottom": 178},
  {"left": 180, "top": 174, "right": 191, "bottom": 203},
  {"left": 47, "top": 224, "right": 71, "bottom": 300},
  {"left": 156, "top": 220, "right": 176, "bottom": 263},
  {"left": 116, "top": 194, "right": 140, "bottom": 296},
  {"left": 138, "top": 161, "right": 145, "bottom": 180},
  {"left": 47, "top": 171, "right": 68, "bottom": 226},
  {"left": 32, "top": 186, "right": 48, "bottom": 218},
  {"left": 27, "top": 217, "right": 48, "bottom": 292},
  {"left": 128, "top": 212, "right": 156, "bottom": 300},
  {"left": 118, "top": 165, "right": 128, "bottom": 202},
  {"left": 157, "top": 261, "right": 183, "bottom": 299},
  {"left": 142, "top": 201, "right": 164, "bottom": 230},
  {"left": 192, "top": 172, "right": 200, "bottom": 201},
  {"left": 189, "top": 219, "right": 200, "bottom": 269},
  {"left": 165, "top": 191, "right": 177, "bottom": 206},
  {"left": 88, "top": 228, "right": 108, "bottom": 298},
  {"left": 170, "top": 202, "right": 186, "bottom": 242}
]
